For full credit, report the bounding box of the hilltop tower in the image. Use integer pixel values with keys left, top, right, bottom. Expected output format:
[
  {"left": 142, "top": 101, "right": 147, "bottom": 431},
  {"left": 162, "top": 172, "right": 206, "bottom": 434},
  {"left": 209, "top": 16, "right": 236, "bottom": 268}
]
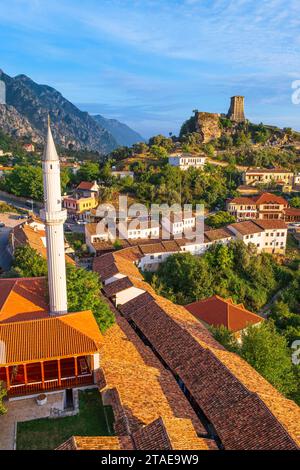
[
  {"left": 227, "top": 96, "right": 245, "bottom": 122},
  {"left": 40, "top": 119, "right": 68, "bottom": 316}
]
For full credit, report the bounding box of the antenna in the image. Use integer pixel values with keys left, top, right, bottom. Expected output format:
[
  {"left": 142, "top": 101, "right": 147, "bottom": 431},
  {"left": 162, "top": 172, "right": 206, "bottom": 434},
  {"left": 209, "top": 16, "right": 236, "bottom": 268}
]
[{"left": 48, "top": 113, "right": 51, "bottom": 128}]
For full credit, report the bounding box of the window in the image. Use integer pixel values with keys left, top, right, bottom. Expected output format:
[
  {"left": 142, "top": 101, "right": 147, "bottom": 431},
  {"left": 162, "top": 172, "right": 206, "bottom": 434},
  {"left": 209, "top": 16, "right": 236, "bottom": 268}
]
[{"left": 257, "top": 243, "right": 260, "bottom": 247}]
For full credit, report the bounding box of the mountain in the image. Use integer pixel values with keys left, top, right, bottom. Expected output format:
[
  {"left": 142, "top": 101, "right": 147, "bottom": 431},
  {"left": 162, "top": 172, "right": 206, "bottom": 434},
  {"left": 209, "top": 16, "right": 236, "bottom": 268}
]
[
  {"left": 0, "top": 104, "right": 43, "bottom": 143},
  {"left": 93, "top": 114, "right": 144, "bottom": 147},
  {"left": 0, "top": 70, "right": 140, "bottom": 154}
]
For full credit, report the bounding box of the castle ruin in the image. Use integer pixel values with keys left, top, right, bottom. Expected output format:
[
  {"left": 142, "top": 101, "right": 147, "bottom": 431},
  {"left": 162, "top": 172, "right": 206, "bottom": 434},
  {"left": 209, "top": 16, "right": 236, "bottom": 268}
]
[{"left": 227, "top": 96, "right": 245, "bottom": 122}]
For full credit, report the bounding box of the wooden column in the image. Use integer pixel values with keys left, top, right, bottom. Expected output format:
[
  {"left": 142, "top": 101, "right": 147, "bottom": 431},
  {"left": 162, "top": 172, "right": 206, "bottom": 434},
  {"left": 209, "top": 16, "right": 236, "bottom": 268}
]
[
  {"left": 5, "top": 367, "right": 10, "bottom": 390},
  {"left": 41, "top": 362, "right": 45, "bottom": 389},
  {"left": 57, "top": 359, "right": 61, "bottom": 386},
  {"left": 24, "top": 364, "right": 28, "bottom": 385},
  {"left": 74, "top": 357, "right": 78, "bottom": 377}
]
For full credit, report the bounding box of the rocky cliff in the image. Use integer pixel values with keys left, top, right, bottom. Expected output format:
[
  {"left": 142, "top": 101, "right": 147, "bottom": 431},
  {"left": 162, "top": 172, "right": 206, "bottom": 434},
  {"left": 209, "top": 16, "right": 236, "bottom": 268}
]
[
  {"left": 0, "top": 70, "right": 143, "bottom": 154},
  {"left": 195, "top": 112, "right": 221, "bottom": 143},
  {"left": 0, "top": 104, "right": 43, "bottom": 143}
]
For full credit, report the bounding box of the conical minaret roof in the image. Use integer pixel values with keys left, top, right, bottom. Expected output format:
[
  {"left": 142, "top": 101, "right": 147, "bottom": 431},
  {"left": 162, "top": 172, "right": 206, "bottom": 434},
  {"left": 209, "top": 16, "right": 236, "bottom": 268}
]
[{"left": 43, "top": 117, "right": 59, "bottom": 161}]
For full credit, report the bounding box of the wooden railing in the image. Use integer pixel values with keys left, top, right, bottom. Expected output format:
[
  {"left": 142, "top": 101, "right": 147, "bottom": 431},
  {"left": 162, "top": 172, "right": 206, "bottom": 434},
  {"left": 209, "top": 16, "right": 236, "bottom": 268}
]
[{"left": 8, "top": 374, "right": 94, "bottom": 397}]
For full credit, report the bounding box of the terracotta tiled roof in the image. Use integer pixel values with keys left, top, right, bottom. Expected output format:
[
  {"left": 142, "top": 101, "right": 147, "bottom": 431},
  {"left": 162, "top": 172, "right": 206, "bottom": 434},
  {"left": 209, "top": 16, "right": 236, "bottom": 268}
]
[
  {"left": 253, "top": 192, "right": 288, "bottom": 206},
  {"left": 77, "top": 181, "right": 97, "bottom": 190},
  {"left": 254, "top": 220, "right": 287, "bottom": 230},
  {"left": 99, "top": 314, "right": 214, "bottom": 450},
  {"left": 228, "top": 221, "right": 264, "bottom": 235},
  {"left": 185, "top": 295, "right": 263, "bottom": 332},
  {"left": 57, "top": 436, "right": 133, "bottom": 450},
  {"left": 0, "top": 277, "right": 49, "bottom": 323},
  {"left": 103, "top": 277, "right": 133, "bottom": 297},
  {"left": 0, "top": 311, "right": 102, "bottom": 365},
  {"left": 229, "top": 197, "right": 257, "bottom": 205},
  {"left": 204, "top": 228, "right": 233, "bottom": 242},
  {"left": 13, "top": 223, "right": 75, "bottom": 265},
  {"left": 284, "top": 208, "right": 300, "bottom": 216},
  {"left": 93, "top": 248, "right": 300, "bottom": 449}
]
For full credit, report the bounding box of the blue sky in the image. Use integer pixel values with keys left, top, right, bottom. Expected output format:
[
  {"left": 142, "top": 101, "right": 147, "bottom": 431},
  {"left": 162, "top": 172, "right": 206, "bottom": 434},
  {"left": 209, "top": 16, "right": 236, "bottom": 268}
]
[{"left": 0, "top": 0, "right": 299, "bottom": 138}]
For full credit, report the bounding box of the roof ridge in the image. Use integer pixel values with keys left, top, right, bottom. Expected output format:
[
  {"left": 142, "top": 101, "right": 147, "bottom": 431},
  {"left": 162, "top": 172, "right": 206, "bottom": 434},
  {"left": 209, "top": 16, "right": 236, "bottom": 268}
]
[{"left": 0, "top": 278, "right": 18, "bottom": 313}]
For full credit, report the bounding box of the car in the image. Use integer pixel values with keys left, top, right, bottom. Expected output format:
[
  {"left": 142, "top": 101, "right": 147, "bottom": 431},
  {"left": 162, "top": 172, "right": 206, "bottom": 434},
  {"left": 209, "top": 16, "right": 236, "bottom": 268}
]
[
  {"left": 76, "top": 220, "right": 87, "bottom": 225},
  {"left": 0, "top": 222, "right": 5, "bottom": 228}
]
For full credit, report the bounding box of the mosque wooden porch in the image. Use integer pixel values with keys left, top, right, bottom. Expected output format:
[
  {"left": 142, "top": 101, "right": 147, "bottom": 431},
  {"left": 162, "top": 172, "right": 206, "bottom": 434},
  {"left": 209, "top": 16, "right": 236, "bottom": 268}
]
[{"left": 0, "top": 355, "right": 95, "bottom": 398}]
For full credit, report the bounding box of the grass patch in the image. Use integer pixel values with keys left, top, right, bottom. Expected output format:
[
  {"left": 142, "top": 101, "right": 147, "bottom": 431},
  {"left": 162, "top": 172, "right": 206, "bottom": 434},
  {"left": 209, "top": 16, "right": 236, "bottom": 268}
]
[{"left": 16, "top": 389, "right": 114, "bottom": 450}]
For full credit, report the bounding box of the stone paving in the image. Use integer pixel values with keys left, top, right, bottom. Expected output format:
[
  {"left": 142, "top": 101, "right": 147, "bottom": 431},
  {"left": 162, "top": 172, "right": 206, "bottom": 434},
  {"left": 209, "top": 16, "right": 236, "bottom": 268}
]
[{"left": 0, "top": 392, "right": 65, "bottom": 450}]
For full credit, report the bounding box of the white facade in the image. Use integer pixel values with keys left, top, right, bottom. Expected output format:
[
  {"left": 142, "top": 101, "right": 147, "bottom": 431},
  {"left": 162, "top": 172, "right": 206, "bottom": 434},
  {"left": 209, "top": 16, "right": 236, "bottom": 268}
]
[
  {"left": 168, "top": 155, "right": 206, "bottom": 170},
  {"left": 40, "top": 123, "right": 68, "bottom": 316},
  {"left": 228, "top": 226, "right": 287, "bottom": 253},
  {"left": 161, "top": 215, "right": 196, "bottom": 236}
]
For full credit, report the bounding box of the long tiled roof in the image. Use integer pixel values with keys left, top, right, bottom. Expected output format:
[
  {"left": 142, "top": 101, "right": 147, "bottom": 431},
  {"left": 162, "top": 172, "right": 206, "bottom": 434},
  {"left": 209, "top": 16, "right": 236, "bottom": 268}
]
[
  {"left": 98, "top": 312, "right": 214, "bottom": 450},
  {"left": 185, "top": 295, "right": 263, "bottom": 332},
  {"left": 0, "top": 311, "right": 102, "bottom": 365},
  {"left": 93, "top": 248, "right": 300, "bottom": 450}
]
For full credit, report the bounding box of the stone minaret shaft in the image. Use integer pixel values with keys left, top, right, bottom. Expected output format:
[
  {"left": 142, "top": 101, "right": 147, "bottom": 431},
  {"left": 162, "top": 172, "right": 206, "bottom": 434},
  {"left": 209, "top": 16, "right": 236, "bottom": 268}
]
[{"left": 40, "top": 122, "right": 68, "bottom": 316}]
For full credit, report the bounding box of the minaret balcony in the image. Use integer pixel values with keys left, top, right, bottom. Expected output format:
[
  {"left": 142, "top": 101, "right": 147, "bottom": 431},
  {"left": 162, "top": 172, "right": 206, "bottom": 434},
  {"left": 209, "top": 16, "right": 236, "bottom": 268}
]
[{"left": 40, "top": 209, "right": 67, "bottom": 225}]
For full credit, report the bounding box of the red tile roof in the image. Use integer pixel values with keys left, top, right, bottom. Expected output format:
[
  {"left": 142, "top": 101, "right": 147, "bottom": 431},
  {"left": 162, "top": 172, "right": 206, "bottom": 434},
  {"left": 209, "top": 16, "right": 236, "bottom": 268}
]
[
  {"left": 254, "top": 220, "right": 287, "bottom": 230},
  {"left": 228, "top": 221, "right": 264, "bottom": 235},
  {"left": 185, "top": 295, "right": 263, "bottom": 332},
  {"left": 253, "top": 193, "right": 288, "bottom": 206},
  {"left": 229, "top": 197, "right": 257, "bottom": 205},
  {"left": 0, "top": 277, "right": 49, "bottom": 323},
  {"left": 76, "top": 181, "right": 97, "bottom": 190},
  {"left": 93, "top": 248, "right": 300, "bottom": 450},
  {"left": 0, "top": 311, "right": 102, "bottom": 365}
]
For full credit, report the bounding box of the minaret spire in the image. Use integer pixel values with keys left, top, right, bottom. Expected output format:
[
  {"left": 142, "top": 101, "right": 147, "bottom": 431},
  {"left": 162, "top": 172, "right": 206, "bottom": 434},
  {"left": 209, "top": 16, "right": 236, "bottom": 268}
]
[{"left": 40, "top": 119, "right": 68, "bottom": 316}]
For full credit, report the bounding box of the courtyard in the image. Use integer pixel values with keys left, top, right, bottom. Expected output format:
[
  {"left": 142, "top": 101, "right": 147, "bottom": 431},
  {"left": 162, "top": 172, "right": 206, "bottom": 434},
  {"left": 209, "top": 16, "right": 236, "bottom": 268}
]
[{"left": 0, "top": 389, "right": 114, "bottom": 450}]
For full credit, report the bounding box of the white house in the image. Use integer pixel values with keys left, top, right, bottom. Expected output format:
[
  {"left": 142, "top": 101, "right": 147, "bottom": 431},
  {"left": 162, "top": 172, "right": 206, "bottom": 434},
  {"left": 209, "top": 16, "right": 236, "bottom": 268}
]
[
  {"left": 161, "top": 212, "right": 196, "bottom": 236},
  {"left": 228, "top": 220, "right": 287, "bottom": 254},
  {"left": 168, "top": 154, "right": 206, "bottom": 170}
]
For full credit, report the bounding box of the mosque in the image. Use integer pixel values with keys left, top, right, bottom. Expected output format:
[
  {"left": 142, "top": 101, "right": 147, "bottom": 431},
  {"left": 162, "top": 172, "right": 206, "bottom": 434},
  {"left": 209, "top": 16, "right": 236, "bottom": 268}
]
[{"left": 0, "top": 121, "right": 102, "bottom": 398}]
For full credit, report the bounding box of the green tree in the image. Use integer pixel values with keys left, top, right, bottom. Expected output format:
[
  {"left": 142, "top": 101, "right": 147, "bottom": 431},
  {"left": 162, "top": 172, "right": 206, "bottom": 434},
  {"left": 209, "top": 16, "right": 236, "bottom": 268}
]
[
  {"left": 149, "top": 145, "right": 168, "bottom": 159},
  {"left": 12, "top": 245, "right": 47, "bottom": 277},
  {"left": 66, "top": 265, "right": 115, "bottom": 333},
  {"left": 206, "top": 211, "right": 236, "bottom": 229},
  {"left": 290, "top": 197, "right": 300, "bottom": 208},
  {"left": 240, "top": 321, "right": 297, "bottom": 396},
  {"left": 209, "top": 325, "right": 238, "bottom": 352},
  {"left": 76, "top": 162, "right": 100, "bottom": 182},
  {"left": 149, "top": 134, "right": 173, "bottom": 151},
  {"left": 1, "top": 165, "right": 44, "bottom": 200}
]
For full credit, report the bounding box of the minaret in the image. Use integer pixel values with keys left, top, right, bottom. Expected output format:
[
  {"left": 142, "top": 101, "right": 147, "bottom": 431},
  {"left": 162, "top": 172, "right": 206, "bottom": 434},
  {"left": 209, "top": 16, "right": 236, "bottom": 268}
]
[{"left": 40, "top": 118, "right": 68, "bottom": 316}]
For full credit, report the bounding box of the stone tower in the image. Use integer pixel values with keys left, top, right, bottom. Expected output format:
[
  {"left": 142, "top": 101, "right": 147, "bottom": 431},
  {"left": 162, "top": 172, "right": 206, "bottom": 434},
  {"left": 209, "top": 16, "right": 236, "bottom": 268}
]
[
  {"left": 40, "top": 119, "right": 68, "bottom": 316},
  {"left": 227, "top": 96, "right": 245, "bottom": 122}
]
